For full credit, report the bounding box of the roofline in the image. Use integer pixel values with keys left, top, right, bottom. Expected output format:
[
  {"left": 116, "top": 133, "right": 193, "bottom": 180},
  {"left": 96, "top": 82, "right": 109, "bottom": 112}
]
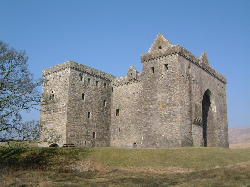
[{"left": 141, "top": 45, "right": 227, "bottom": 84}]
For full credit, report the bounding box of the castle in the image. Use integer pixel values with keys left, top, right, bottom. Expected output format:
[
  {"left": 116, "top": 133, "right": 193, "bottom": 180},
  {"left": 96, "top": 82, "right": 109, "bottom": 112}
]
[{"left": 40, "top": 34, "right": 229, "bottom": 148}]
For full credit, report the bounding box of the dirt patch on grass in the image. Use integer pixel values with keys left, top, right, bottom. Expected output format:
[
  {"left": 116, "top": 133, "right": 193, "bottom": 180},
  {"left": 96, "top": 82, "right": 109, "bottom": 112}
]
[
  {"left": 64, "top": 160, "right": 105, "bottom": 173},
  {"left": 63, "top": 159, "right": 193, "bottom": 175},
  {"left": 116, "top": 166, "right": 193, "bottom": 175}
]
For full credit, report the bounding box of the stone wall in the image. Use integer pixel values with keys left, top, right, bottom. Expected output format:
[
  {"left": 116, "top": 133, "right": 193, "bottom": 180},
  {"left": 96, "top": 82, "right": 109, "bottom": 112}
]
[
  {"left": 40, "top": 61, "right": 115, "bottom": 147},
  {"left": 138, "top": 54, "right": 183, "bottom": 147},
  {"left": 178, "top": 53, "right": 228, "bottom": 147},
  {"left": 110, "top": 68, "right": 142, "bottom": 147},
  {"left": 39, "top": 68, "right": 70, "bottom": 147},
  {"left": 66, "top": 67, "right": 113, "bottom": 147}
]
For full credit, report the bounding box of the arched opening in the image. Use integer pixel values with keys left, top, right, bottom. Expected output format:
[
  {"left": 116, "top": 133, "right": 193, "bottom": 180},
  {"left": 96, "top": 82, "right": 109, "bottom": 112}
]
[
  {"left": 49, "top": 143, "right": 59, "bottom": 147},
  {"left": 202, "top": 89, "right": 211, "bottom": 147},
  {"left": 133, "top": 142, "right": 137, "bottom": 148}
]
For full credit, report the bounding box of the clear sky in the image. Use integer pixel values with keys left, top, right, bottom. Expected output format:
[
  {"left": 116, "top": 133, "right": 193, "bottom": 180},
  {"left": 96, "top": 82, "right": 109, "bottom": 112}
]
[{"left": 0, "top": 0, "right": 249, "bottom": 128}]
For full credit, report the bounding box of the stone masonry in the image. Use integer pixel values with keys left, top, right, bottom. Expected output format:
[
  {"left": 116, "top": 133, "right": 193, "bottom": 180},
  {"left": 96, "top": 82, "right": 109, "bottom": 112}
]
[{"left": 39, "top": 34, "right": 229, "bottom": 148}]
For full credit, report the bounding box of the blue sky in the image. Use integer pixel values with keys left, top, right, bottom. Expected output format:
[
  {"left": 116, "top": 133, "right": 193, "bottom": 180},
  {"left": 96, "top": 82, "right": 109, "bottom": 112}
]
[{"left": 0, "top": 0, "right": 249, "bottom": 128}]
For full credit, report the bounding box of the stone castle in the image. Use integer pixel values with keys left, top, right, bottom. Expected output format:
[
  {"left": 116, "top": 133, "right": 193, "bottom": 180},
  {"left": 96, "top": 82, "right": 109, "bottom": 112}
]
[{"left": 40, "top": 34, "right": 229, "bottom": 148}]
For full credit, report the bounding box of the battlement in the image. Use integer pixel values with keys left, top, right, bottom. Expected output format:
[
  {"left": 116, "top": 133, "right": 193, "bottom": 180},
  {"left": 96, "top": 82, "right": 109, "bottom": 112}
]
[
  {"left": 141, "top": 45, "right": 227, "bottom": 84},
  {"left": 112, "top": 73, "right": 142, "bottom": 87},
  {"left": 43, "top": 60, "right": 116, "bottom": 81}
]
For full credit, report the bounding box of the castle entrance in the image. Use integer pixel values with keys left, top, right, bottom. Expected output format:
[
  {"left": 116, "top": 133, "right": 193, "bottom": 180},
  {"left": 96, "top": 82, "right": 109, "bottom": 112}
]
[{"left": 202, "top": 89, "right": 211, "bottom": 147}]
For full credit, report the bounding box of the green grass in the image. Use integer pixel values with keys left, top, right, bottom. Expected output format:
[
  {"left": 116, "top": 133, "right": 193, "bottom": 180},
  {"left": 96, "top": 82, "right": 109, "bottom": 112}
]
[
  {"left": 89, "top": 147, "right": 250, "bottom": 170},
  {"left": 1, "top": 146, "right": 250, "bottom": 186},
  {"left": 0, "top": 140, "right": 38, "bottom": 148}
]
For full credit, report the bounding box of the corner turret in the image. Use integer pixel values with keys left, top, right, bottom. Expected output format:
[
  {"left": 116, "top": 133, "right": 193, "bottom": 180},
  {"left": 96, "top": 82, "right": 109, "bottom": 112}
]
[
  {"left": 127, "top": 66, "right": 138, "bottom": 81},
  {"left": 200, "top": 51, "right": 210, "bottom": 66}
]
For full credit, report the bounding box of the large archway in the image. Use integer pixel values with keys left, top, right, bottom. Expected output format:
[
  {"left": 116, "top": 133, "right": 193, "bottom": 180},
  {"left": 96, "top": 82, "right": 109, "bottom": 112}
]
[{"left": 202, "top": 89, "right": 211, "bottom": 147}]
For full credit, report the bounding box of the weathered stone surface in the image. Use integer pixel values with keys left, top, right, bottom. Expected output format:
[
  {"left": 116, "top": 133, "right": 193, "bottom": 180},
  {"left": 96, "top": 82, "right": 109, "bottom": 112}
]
[{"left": 40, "top": 34, "right": 229, "bottom": 148}]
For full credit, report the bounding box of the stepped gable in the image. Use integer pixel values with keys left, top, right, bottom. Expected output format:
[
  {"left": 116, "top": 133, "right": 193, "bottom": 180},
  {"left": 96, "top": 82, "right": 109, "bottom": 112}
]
[
  {"left": 43, "top": 60, "right": 116, "bottom": 81},
  {"left": 141, "top": 34, "right": 226, "bottom": 84},
  {"left": 148, "top": 33, "right": 173, "bottom": 52}
]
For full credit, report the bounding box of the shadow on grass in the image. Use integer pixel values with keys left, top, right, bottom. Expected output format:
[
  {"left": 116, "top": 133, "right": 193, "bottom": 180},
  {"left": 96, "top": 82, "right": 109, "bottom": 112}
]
[{"left": 0, "top": 147, "right": 92, "bottom": 170}]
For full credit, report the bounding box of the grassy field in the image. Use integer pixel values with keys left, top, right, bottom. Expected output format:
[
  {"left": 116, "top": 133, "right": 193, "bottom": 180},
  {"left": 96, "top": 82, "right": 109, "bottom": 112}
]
[{"left": 0, "top": 146, "right": 250, "bottom": 186}]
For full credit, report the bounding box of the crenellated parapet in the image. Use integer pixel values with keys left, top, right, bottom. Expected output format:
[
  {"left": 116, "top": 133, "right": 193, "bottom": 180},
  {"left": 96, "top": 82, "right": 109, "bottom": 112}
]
[
  {"left": 112, "top": 72, "right": 142, "bottom": 87},
  {"left": 43, "top": 60, "right": 116, "bottom": 81},
  {"left": 141, "top": 45, "right": 227, "bottom": 84}
]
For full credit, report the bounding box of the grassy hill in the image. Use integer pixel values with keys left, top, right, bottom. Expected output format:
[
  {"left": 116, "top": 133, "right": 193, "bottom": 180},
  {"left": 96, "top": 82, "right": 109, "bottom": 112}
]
[{"left": 1, "top": 147, "right": 250, "bottom": 186}]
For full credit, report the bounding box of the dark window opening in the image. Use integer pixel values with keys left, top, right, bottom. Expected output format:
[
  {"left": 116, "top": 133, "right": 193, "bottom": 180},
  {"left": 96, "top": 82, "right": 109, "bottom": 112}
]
[
  {"left": 104, "top": 82, "right": 106, "bottom": 88},
  {"left": 49, "top": 91, "right": 55, "bottom": 100},
  {"left": 79, "top": 73, "right": 83, "bottom": 81},
  {"left": 49, "top": 143, "right": 59, "bottom": 147},
  {"left": 87, "top": 112, "right": 91, "bottom": 119},
  {"left": 84, "top": 141, "right": 86, "bottom": 146},
  {"left": 96, "top": 81, "right": 99, "bottom": 86},
  {"left": 93, "top": 132, "right": 96, "bottom": 139},
  {"left": 118, "top": 128, "right": 121, "bottom": 132},
  {"left": 82, "top": 93, "right": 85, "bottom": 100},
  {"left": 116, "top": 109, "right": 119, "bottom": 116},
  {"left": 103, "top": 100, "right": 106, "bottom": 107},
  {"left": 133, "top": 142, "right": 137, "bottom": 148},
  {"left": 164, "top": 64, "right": 168, "bottom": 70},
  {"left": 88, "top": 78, "right": 91, "bottom": 85},
  {"left": 111, "top": 87, "right": 113, "bottom": 92},
  {"left": 151, "top": 67, "right": 154, "bottom": 73},
  {"left": 158, "top": 46, "right": 162, "bottom": 49}
]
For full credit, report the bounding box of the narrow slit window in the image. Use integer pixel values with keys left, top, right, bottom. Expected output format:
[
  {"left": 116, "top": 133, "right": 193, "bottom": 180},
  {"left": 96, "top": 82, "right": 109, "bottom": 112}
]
[
  {"left": 79, "top": 73, "right": 83, "bottom": 81},
  {"left": 104, "top": 82, "right": 106, "bottom": 88},
  {"left": 103, "top": 100, "right": 106, "bottom": 107},
  {"left": 50, "top": 91, "right": 55, "bottom": 100},
  {"left": 82, "top": 93, "right": 85, "bottom": 100},
  {"left": 87, "top": 112, "right": 91, "bottom": 119},
  {"left": 116, "top": 109, "right": 119, "bottom": 116},
  {"left": 93, "top": 132, "right": 96, "bottom": 139},
  {"left": 118, "top": 128, "right": 121, "bottom": 132},
  {"left": 164, "top": 64, "right": 168, "bottom": 70},
  {"left": 88, "top": 78, "right": 91, "bottom": 85},
  {"left": 96, "top": 81, "right": 99, "bottom": 86},
  {"left": 151, "top": 67, "right": 154, "bottom": 73},
  {"left": 111, "top": 87, "right": 113, "bottom": 92}
]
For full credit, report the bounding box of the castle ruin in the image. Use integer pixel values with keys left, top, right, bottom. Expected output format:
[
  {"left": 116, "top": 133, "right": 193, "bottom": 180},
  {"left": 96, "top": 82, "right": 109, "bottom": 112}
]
[{"left": 39, "top": 34, "right": 229, "bottom": 148}]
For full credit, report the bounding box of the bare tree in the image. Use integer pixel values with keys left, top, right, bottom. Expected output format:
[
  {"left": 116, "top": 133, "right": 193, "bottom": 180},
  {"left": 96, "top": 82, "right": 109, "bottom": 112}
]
[
  {"left": 16, "top": 120, "right": 40, "bottom": 141},
  {"left": 0, "top": 40, "right": 41, "bottom": 133}
]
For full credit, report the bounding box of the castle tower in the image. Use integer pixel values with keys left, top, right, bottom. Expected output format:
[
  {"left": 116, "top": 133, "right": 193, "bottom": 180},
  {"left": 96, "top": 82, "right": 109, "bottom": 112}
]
[
  {"left": 40, "top": 61, "right": 115, "bottom": 147},
  {"left": 140, "top": 33, "right": 228, "bottom": 147},
  {"left": 139, "top": 34, "right": 184, "bottom": 147}
]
